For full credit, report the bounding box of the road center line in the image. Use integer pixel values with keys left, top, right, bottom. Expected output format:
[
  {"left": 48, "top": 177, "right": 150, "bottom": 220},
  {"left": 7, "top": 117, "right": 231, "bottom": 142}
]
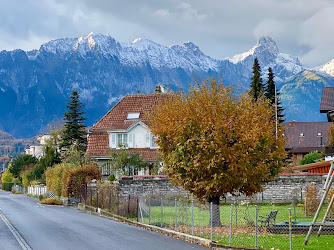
[{"left": 0, "top": 210, "right": 32, "bottom": 250}]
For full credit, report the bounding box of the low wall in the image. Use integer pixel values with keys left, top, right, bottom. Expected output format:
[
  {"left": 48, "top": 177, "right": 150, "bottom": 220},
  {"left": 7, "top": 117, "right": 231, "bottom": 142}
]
[
  {"left": 119, "top": 174, "right": 329, "bottom": 202},
  {"left": 119, "top": 178, "right": 188, "bottom": 198}
]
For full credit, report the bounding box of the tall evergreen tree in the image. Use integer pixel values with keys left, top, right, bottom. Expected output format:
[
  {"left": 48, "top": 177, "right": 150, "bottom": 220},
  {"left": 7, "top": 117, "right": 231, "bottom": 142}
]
[
  {"left": 264, "top": 67, "right": 285, "bottom": 123},
  {"left": 60, "top": 90, "right": 87, "bottom": 153},
  {"left": 249, "top": 58, "right": 263, "bottom": 101}
]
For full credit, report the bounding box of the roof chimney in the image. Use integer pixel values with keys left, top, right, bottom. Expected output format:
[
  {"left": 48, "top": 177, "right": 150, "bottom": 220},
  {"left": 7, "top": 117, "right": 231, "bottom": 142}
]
[{"left": 154, "top": 84, "right": 162, "bottom": 94}]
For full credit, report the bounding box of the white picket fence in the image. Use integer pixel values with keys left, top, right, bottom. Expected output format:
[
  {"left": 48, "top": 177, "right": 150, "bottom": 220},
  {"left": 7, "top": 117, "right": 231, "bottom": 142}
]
[{"left": 27, "top": 185, "right": 48, "bottom": 196}]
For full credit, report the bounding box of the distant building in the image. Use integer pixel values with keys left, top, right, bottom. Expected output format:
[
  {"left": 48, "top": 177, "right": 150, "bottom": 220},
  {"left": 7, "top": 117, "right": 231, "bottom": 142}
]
[
  {"left": 283, "top": 121, "right": 331, "bottom": 161},
  {"left": 25, "top": 134, "right": 51, "bottom": 158},
  {"left": 320, "top": 87, "right": 334, "bottom": 121}
]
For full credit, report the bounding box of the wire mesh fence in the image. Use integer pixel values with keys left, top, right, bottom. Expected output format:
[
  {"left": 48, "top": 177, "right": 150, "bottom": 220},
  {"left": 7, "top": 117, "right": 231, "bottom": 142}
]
[{"left": 80, "top": 185, "right": 334, "bottom": 249}]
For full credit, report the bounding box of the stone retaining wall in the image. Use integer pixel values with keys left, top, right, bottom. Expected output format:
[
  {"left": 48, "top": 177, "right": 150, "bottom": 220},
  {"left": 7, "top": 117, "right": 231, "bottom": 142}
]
[{"left": 119, "top": 174, "right": 330, "bottom": 202}]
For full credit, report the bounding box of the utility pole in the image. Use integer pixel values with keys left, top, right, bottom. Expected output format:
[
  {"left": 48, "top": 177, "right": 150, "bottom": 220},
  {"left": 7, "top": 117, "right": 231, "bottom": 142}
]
[{"left": 275, "top": 84, "right": 278, "bottom": 139}]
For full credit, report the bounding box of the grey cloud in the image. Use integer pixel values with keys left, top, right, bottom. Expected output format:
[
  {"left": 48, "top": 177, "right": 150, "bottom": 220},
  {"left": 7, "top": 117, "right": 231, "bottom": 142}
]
[{"left": 1, "top": 0, "right": 334, "bottom": 67}]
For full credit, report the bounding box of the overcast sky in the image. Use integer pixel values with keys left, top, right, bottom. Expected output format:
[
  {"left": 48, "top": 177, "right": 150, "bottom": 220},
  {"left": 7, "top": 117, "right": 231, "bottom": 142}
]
[{"left": 0, "top": 0, "right": 333, "bottom": 67}]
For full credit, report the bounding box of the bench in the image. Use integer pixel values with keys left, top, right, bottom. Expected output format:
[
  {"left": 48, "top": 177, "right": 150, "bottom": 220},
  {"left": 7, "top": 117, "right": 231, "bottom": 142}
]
[{"left": 259, "top": 210, "right": 278, "bottom": 227}]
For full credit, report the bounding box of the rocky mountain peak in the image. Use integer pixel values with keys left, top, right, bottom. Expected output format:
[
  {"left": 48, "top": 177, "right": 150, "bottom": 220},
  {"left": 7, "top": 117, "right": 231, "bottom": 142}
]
[{"left": 319, "top": 59, "right": 334, "bottom": 77}]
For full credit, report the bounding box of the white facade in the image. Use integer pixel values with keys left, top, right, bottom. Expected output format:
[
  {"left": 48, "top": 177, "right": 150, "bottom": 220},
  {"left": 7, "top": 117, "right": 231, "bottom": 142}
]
[
  {"left": 108, "top": 123, "right": 157, "bottom": 149},
  {"left": 25, "top": 134, "right": 51, "bottom": 159}
]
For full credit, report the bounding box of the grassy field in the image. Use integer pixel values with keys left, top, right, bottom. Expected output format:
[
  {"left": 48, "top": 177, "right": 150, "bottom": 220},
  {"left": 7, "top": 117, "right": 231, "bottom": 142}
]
[
  {"left": 141, "top": 202, "right": 331, "bottom": 226},
  {"left": 138, "top": 202, "right": 334, "bottom": 249}
]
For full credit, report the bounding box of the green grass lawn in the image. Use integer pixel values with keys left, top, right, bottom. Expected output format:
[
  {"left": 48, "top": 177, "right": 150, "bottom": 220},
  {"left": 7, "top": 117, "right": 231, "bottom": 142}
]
[
  {"left": 138, "top": 202, "right": 334, "bottom": 249},
  {"left": 141, "top": 203, "right": 328, "bottom": 226}
]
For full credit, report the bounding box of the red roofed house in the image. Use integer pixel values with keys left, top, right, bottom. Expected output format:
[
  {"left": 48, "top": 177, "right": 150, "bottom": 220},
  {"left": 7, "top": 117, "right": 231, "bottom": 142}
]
[{"left": 86, "top": 92, "right": 168, "bottom": 177}]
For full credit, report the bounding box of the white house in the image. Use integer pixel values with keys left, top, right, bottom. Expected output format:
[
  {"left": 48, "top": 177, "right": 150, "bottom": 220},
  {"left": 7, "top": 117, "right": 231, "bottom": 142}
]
[
  {"left": 25, "top": 134, "right": 51, "bottom": 158},
  {"left": 85, "top": 93, "right": 168, "bottom": 177}
]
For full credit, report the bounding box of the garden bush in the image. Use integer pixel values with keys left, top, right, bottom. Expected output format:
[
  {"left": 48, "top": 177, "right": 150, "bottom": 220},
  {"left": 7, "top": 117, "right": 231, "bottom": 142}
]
[
  {"left": 2, "top": 182, "right": 14, "bottom": 191},
  {"left": 41, "top": 197, "right": 62, "bottom": 205},
  {"left": 45, "top": 163, "right": 76, "bottom": 196},
  {"left": 1, "top": 168, "right": 14, "bottom": 183},
  {"left": 62, "top": 164, "right": 102, "bottom": 197}
]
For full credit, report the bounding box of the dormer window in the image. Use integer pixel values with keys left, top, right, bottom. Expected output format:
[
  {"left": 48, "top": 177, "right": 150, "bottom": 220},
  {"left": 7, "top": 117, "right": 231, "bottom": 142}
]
[
  {"left": 317, "top": 132, "right": 322, "bottom": 136},
  {"left": 300, "top": 133, "right": 304, "bottom": 137},
  {"left": 127, "top": 112, "right": 140, "bottom": 120}
]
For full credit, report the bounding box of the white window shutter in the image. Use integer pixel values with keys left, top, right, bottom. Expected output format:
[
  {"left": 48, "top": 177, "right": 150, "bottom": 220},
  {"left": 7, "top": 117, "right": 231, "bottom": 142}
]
[
  {"left": 110, "top": 134, "right": 116, "bottom": 148},
  {"left": 128, "top": 134, "right": 134, "bottom": 148},
  {"left": 146, "top": 133, "right": 150, "bottom": 147}
]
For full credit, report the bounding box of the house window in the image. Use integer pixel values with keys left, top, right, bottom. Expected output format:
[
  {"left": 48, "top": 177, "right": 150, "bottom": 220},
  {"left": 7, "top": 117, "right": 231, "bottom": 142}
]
[
  {"left": 117, "top": 134, "right": 128, "bottom": 147},
  {"left": 101, "top": 162, "right": 112, "bottom": 176},
  {"left": 127, "top": 112, "right": 140, "bottom": 120},
  {"left": 146, "top": 133, "right": 158, "bottom": 148}
]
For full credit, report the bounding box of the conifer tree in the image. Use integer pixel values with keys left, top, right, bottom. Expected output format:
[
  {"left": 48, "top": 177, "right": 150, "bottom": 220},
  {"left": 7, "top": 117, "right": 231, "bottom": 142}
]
[
  {"left": 249, "top": 58, "right": 263, "bottom": 101},
  {"left": 265, "top": 67, "right": 285, "bottom": 123},
  {"left": 60, "top": 90, "right": 87, "bottom": 153}
]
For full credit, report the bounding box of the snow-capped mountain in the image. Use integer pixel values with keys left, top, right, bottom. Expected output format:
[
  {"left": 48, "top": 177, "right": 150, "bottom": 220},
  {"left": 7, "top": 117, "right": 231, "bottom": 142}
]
[
  {"left": 228, "top": 36, "right": 304, "bottom": 82},
  {"left": 318, "top": 59, "right": 334, "bottom": 77},
  {"left": 0, "top": 32, "right": 332, "bottom": 138}
]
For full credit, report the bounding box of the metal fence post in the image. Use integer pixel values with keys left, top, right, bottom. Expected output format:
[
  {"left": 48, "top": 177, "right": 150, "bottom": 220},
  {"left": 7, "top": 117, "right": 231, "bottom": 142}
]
[
  {"left": 235, "top": 203, "right": 238, "bottom": 225},
  {"left": 175, "top": 198, "right": 178, "bottom": 231},
  {"left": 96, "top": 189, "right": 99, "bottom": 209},
  {"left": 289, "top": 208, "right": 292, "bottom": 250},
  {"left": 210, "top": 202, "right": 213, "bottom": 241},
  {"left": 90, "top": 188, "right": 92, "bottom": 206},
  {"left": 160, "top": 197, "right": 163, "bottom": 228},
  {"left": 185, "top": 199, "right": 188, "bottom": 226},
  {"left": 294, "top": 197, "right": 297, "bottom": 223},
  {"left": 191, "top": 200, "right": 194, "bottom": 236},
  {"left": 148, "top": 197, "right": 151, "bottom": 225},
  {"left": 255, "top": 205, "right": 258, "bottom": 249},
  {"left": 229, "top": 204, "right": 233, "bottom": 246}
]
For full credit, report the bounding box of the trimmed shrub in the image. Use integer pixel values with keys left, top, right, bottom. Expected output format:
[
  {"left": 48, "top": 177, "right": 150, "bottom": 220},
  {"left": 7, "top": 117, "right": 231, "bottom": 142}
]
[
  {"left": 45, "top": 163, "right": 76, "bottom": 197},
  {"left": 2, "top": 182, "right": 14, "bottom": 191},
  {"left": 41, "top": 197, "right": 62, "bottom": 205},
  {"left": 62, "top": 164, "right": 102, "bottom": 197}
]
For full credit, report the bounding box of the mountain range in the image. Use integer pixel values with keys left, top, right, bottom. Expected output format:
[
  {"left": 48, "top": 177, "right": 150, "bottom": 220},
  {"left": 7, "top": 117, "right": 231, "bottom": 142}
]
[{"left": 0, "top": 32, "right": 333, "bottom": 138}]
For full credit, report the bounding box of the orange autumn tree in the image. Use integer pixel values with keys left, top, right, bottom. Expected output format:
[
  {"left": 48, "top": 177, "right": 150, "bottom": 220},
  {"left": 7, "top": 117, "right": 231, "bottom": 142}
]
[{"left": 148, "top": 78, "right": 286, "bottom": 226}]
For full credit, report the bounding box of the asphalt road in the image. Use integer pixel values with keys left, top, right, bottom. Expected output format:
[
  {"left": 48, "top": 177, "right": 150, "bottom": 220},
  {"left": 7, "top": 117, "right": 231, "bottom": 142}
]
[{"left": 0, "top": 191, "right": 207, "bottom": 250}]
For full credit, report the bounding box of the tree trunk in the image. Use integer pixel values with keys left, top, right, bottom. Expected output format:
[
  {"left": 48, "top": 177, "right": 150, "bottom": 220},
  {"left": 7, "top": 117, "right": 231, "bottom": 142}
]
[{"left": 208, "top": 196, "right": 223, "bottom": 227}]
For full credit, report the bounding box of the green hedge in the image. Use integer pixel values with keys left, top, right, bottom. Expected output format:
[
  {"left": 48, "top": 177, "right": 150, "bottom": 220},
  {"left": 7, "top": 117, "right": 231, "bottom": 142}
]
[{"left": 2, "top": 182, "right": 14, "bottom": 191}]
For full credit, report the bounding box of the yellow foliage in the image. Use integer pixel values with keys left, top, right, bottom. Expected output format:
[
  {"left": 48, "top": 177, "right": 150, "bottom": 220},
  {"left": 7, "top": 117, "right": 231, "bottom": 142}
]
[
  {"left": 327, "top": 124, "right": 334, "bottom": 146},
  {"left": 148, "top": 78, "right": 287, "bottom": 201},
  {"left": 45, "top": 163, "right": 76, "bottom": 196},
  {"left": 1, "top": 168, "right": 14, "bottom": 183}
]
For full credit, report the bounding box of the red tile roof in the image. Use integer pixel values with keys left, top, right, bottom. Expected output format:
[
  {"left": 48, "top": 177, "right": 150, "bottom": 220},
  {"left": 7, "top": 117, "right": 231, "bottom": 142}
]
[
  {"left": 92, "top": 94, "right": 169, "bottom": 131},
  {"left": 86, "top": 93, "right": 167, "bottom": 161},
  {"left": 86, "top": 131, "right": 109, "bottom": 157}
]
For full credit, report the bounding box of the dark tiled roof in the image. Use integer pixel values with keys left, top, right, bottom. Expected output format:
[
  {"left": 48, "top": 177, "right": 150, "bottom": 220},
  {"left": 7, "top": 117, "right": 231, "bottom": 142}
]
[
  {"left": 283, "top": 121, "right": 332, "bottom": 151},
  {"left": 320, "top": 87, "right": 334, "bottom": 113},
  {"left": 92, "top": 94, "right": 169, "bottom": 131}
]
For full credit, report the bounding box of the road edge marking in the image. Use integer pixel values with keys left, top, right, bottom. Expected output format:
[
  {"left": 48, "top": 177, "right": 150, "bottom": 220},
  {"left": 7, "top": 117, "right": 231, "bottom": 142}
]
[{"left": 0, "top": 210, "right": 32, "bottom": 250}]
